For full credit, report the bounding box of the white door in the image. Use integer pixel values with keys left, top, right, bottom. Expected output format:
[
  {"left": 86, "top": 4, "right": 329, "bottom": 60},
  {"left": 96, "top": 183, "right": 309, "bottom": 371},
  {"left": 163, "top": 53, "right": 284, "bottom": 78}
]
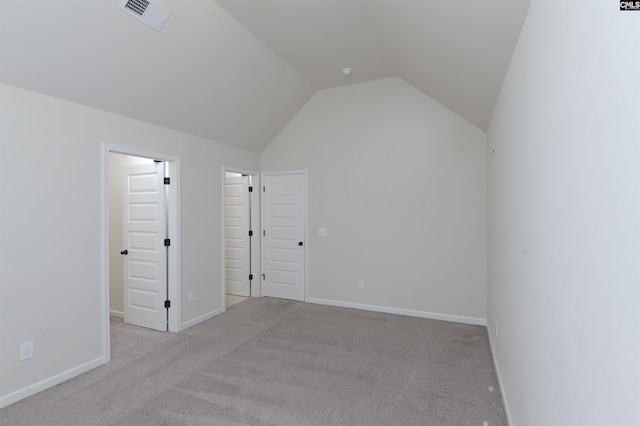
[
  {"left": 123, "top": 162, "right": 167, "bottom": 331},
  {"left": 263, "top": 173, "right": 305, "bottom": 301},
  {"left": 225, "top": 175, "right": 251, "bottom": 297}
]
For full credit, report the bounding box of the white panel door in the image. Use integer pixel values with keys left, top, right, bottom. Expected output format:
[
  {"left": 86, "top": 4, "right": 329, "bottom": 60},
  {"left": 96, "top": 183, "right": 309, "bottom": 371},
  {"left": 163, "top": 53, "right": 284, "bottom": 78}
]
[
  {"left": 225, "top": 175, "right": 251, "bottom": 297},
  {"left": 123, "top": 162, "right": 167, "bottom": 331},
  {"left": 263, "top": 173, "right": 305, "bottom": 301}
]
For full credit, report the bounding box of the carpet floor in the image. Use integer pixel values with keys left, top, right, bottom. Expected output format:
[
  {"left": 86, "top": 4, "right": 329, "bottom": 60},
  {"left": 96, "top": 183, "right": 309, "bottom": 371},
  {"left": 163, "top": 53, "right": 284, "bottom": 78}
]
[{"left": 0, "top": 298, "right": 506, "bottom": 425}]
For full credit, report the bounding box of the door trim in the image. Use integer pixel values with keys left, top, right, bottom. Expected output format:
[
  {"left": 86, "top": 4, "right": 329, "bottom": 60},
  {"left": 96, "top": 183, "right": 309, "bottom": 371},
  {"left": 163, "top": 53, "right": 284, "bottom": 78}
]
[
  {"left": 222, "top": 166, "right": 261, "bottom": 307},
  {"left": 260, "top": 170, "right": 308, "bottom": 302},
  {"left": 101, "top": 144, "right": 182, "bottom": 363}
]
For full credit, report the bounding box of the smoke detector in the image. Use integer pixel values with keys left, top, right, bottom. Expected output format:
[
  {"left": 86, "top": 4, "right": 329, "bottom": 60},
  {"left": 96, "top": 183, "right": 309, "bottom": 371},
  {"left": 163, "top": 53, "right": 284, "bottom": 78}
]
[
  {"left": 341, "top": 67, "right": 353, "bottom": 77},
  {"left": 119, "top": 0, "right": 171, "bottom": 31}
]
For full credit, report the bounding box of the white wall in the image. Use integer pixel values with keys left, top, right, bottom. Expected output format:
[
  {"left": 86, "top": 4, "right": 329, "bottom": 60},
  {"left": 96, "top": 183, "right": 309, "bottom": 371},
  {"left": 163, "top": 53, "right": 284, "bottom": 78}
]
[
  {"left": 487, "top": 1, "right": 640, "bottom": 425},
  {"left": 261, "top": 77, "right": 487, "bottom": 323},
  {"left": 0, "top": 83, "right": 258, "bottom": 406}
]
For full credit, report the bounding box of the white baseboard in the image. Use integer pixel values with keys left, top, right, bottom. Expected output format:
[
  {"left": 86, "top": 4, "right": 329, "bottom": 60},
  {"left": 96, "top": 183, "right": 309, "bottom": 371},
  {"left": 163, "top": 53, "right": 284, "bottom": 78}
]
[
  {"left": 109, "top": 309, "right": 124, "bottom": 318},
  {"left": 0, "top": 356, "right": 106, "bottom": 409},
  {"left": 487, "top": 326, "right": 513, "bottom": 426},
  {"left": 306, "top": 297, "right": 487, "bottom": 326},
  {"left": 181, "top": 306, "right": 225, "bottom": 330}
]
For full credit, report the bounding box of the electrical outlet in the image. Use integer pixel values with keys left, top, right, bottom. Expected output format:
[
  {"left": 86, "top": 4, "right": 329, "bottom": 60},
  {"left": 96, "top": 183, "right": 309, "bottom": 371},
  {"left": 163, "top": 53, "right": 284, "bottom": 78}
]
[
  {"left": 188, "top": 291, "right": 196, "bottom": 303},
  {"left": 358, "top": 280, "right": 365, "bottom": 290},
  {"left": 20, "top": 341, "right": 34, "bottom": 361}
]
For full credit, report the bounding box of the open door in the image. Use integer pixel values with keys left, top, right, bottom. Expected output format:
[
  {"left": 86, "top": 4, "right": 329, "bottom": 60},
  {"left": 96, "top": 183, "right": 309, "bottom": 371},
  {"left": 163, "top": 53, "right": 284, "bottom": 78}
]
[
  {"left": 122, "top": 162, "right": 168, "bottom": 331},
  {"left": 225, "top": 174, "right": 251, "bottom": 297}
]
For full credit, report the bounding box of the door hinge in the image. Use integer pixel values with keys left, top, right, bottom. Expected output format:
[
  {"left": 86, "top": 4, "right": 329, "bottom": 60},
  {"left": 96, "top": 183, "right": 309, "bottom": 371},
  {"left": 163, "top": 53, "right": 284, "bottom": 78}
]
[
  {"left": 164, "top": 238, "right": 171, "bottom": 247},
  {"left": 164, "top": 177, "right": 170, "bottom": 185},
  {"left": 263, "top": 186, "right": 265, "bottom": 192},
  {"left": 249, "top": 274, "right": 253, "bottom": 281},
  {"left": 249, "top": 230, "right": 253, "bottom": 237},
  {"left": 164, "top": 300, "right": 171, "bottom": 308},
  {"left": 249, "top": 186, "right": 253, "bottom": 192},
  {"left": 263, "top": 230, "right": 266, "bottom": 236},
  {"left": 262, "top": 274, "right": 265, "bottom": 280}
]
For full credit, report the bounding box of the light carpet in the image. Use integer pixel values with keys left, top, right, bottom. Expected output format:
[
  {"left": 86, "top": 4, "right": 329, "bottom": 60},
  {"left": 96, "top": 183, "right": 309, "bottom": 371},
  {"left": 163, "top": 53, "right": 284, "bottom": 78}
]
[{"left": 0, "top": 297, "right": 506, "bottom": 425}]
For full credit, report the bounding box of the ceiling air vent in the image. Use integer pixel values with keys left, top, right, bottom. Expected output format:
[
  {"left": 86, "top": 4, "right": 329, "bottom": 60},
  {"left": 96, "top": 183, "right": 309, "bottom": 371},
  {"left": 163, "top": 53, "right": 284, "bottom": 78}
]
[{"left": 119, "top": 0, "right": 171, "bottom": 31}]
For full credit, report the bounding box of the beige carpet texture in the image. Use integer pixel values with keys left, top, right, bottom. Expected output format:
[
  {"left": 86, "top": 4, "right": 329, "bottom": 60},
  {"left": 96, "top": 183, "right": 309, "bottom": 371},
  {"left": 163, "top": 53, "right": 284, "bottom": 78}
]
[{"left": 0, "top": 298, "right": 506, "bottom": 425}]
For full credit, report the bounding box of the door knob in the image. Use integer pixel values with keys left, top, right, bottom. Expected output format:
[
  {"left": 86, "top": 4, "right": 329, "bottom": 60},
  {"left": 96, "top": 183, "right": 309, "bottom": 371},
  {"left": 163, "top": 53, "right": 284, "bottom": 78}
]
[
  {"left": 120, "top": 250, "right": 128, "bottom": 255},
  {"left": 298, "top": 242, "right": 303, "bottom": 246}
]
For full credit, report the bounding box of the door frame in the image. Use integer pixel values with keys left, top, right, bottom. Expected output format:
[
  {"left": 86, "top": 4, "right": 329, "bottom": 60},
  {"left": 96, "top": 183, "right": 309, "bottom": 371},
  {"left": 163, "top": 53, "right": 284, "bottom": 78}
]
[
  {"left": 260, "top": 170, "right": 309, "bottom": 302},
  {"left": 222, "top": 166, "right": 261, "bottom": 306},
  {"left": 101, "top": 144, "right": 181, "bottom": 362}
]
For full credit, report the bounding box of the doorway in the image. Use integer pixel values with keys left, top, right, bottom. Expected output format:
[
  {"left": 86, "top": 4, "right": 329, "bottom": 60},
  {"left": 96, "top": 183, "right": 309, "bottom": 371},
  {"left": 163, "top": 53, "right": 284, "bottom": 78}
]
[
  {"left": 101, "top": 145, "right": 181, "bottom": 361},
  {"left": 223, "top": 168, "right": 259, "bottom": 308}
]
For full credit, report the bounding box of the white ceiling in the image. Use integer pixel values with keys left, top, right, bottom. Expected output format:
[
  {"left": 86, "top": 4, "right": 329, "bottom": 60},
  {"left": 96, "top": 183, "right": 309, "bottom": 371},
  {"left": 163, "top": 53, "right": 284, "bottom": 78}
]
[
  {"left": 0, "top": 0, "right": 530, "bottom": 152},
  {"left": 216, "top": 0, "right": 531, "bottom": 131},
  {"left": 0, "top": 0, "right": 315, "bottom": 152}
]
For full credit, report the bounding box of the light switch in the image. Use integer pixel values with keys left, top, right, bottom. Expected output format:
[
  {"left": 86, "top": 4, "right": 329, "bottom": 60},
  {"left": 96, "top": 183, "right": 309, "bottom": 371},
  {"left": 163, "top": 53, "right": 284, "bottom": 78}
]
[{"left": 318, "top": 227, "right": 327, "bottom": 237}]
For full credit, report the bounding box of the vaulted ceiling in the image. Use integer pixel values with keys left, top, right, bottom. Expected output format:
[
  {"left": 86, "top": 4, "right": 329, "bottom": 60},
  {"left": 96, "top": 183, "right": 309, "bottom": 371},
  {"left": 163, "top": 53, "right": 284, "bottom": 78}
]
[{"left": 0, "top": 0, "right": 530, "bottom": 153}]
